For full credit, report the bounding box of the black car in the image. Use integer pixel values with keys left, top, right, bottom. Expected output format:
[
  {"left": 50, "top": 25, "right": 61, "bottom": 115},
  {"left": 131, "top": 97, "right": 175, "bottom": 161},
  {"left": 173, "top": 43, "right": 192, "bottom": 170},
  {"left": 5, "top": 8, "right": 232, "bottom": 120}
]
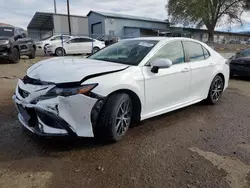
[
  {"left": 0, "top": 26, "right": 36, "bottom": 63},
  {"left": 229, "top": 49, "right": 250, "bottom": 77}
]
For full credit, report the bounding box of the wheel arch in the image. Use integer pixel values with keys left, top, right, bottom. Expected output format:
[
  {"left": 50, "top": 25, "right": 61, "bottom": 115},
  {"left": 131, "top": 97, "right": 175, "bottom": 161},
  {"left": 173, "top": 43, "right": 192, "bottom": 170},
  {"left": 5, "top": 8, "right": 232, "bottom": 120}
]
[{"left": 106, "top": 89, "right": 142, "bottom": 122}]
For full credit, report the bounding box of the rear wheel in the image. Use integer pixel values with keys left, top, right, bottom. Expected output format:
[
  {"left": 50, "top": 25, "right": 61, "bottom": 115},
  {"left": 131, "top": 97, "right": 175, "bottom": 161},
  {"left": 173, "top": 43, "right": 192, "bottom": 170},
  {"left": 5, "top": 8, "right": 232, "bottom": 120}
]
[
  {"left": 55, "top": 47, "right": 65, "bottom": 56},
  {"left": 92, "top": 47, "right": 100, "bottom": 53},
  {"left": 9, "top": 47, "right": 20, "bottom": 64},
  {"left": 96, "top": 93, "right": 132, "bottom": 141},
  {"left": 206, "top": 75, "right": 224, "bottom": 104}
]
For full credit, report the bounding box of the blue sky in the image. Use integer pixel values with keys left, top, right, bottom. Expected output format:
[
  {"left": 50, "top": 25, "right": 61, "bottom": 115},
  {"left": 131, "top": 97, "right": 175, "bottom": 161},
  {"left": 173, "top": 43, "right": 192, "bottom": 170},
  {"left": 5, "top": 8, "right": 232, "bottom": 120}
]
[{"left": 0, "top": 0, "right": 249, "bottom": 32}]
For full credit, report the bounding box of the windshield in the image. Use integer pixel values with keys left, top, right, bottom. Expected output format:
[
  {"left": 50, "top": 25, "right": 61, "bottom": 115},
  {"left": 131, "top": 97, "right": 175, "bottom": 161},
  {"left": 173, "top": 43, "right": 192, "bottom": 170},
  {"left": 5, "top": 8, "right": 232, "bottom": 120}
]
[
  {"left": 0, "top": 27, "right": 14, "bottom": 37},
  {"left": 88, "top": 39, "right": 158, "bottom": 65}
]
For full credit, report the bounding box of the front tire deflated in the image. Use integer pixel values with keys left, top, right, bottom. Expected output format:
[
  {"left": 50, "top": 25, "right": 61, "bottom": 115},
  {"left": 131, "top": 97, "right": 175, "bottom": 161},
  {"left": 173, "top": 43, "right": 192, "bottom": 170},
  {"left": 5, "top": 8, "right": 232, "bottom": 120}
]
[{"left": 95, "top": 93, "right": 132, "bottom": 142}]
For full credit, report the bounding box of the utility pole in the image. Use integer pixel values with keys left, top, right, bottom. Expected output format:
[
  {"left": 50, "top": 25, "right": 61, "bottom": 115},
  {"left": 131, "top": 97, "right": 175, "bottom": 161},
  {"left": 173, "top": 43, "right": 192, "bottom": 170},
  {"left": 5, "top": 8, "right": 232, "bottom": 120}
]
[
  {"left": 67, "top": 0, "right": 71, "bottom": 35},
  {"left": 54, "top": 0, "right": 57, "bottom": 13}
]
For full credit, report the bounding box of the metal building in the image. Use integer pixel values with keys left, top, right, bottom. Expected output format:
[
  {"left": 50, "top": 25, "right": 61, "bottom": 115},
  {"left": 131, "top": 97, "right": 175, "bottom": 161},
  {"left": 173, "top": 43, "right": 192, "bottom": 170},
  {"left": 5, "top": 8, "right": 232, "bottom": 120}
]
[
  {"left": 87, "top": 11, "right": 170, "bottom": 38},
  {"left": 27, "top": 12, "right": 89, "bottom": 41}
]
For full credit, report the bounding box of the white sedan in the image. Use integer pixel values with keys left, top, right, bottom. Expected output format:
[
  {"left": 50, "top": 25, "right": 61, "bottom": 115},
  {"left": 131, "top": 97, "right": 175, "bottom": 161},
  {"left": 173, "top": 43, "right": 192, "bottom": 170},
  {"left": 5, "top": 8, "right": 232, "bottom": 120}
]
[
  {"left": 13, "top": 37, "right": 229, "bottom": 141},
  {"left": 46, "top": 36, "right": 106, "bottom": 56}
]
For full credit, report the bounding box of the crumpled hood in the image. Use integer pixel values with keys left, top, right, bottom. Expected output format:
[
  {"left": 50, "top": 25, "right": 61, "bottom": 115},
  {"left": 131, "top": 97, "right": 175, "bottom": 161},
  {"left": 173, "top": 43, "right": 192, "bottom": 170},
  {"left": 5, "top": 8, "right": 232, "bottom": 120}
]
[{"left": 27, "top": 57, "right": 128, "bottom": 84}]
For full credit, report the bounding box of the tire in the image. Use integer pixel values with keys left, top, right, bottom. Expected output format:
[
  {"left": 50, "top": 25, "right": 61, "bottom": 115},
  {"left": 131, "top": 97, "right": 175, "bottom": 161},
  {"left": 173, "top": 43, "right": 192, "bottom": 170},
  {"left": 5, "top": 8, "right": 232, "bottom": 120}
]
[
  {"left": 206, "top": 75, "right": 224, "bottom": 104},
  {"left": 96, "top": 93, "right": 132, "bottom": 141},
  {"left": 55, "top": 47, "right": 65, "bottom": 56},
  {"left": 9, "top": 47, "right": 20, "bottom": 64},
  {"left": 28, "top": 47, "right": 36, "bottom": 59},
  {"left": 92, "top": 47, "right": 100, "bottom": 53}
]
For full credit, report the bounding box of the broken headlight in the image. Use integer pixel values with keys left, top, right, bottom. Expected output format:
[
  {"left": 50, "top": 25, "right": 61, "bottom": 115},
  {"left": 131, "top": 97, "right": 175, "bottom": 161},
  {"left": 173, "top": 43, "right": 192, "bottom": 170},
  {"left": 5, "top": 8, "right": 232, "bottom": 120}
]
[{"left": 45, "top": 84, "right": 98, "bottom": 97}]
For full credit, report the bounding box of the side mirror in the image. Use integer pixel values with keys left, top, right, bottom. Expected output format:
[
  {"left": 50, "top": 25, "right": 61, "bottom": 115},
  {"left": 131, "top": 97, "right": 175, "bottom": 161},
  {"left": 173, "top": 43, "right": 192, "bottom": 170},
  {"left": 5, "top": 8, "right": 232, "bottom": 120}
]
[{"left": 151, "top": 59, "right": 172, "bottom": 73}]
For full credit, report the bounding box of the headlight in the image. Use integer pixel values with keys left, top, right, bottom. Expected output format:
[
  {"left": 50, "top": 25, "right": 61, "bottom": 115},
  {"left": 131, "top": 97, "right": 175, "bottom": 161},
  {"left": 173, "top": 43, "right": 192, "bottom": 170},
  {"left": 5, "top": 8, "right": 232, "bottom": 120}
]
[
  {"left": 45, "top": 84, "right": 98, "bottom": 97},
  {"left": 0, "top": 40, "right": 9, "bottom": 45}
]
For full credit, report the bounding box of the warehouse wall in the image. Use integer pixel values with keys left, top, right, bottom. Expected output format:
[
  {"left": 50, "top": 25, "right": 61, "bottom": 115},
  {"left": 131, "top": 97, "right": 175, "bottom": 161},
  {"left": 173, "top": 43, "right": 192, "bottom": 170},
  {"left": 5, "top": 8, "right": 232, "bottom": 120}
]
[
  {"left": 88, "top": 12, "right": 106, "bottom": 36},
  {"left": 53, "top": 15, "right": 89, "bottom": 36},
  {"left": 104, "top": 18, "right": 168, "bottom": 37}
]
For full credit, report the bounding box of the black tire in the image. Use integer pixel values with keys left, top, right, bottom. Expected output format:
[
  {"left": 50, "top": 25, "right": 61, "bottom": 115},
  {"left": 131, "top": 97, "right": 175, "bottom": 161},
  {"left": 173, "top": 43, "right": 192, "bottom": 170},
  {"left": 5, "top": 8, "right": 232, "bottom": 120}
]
[
  {"left": 92, "top": 47, "right": 100, "bottom": 53},
  {"left": 9, "top": 47, "right": 20, "bottom": 64},
  {"left": 96, "top": 93, "right": 132, "bottom": 141},
  {"left": 28, "top": 47, "right": 36, "bottom": 59},
  {"left": 206, "top": 75, "right": 224, "bottom": 105},
  {"left": 55, "top": 47, "right": 65, "bottom": 56}
]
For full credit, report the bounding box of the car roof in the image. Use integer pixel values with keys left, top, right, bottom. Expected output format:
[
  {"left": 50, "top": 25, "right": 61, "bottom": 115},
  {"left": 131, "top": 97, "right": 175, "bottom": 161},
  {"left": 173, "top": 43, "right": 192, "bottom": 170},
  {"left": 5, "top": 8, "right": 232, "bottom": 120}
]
[{"left": 125, "top": 37, "right": 202, "bottom": 43}]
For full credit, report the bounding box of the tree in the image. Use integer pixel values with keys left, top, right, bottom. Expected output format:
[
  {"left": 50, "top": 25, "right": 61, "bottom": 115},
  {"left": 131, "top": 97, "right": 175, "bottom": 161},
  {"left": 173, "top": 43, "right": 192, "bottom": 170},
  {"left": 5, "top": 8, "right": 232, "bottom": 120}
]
[{"left": 167, "top": 0, "right": 250, "bottom": 42}]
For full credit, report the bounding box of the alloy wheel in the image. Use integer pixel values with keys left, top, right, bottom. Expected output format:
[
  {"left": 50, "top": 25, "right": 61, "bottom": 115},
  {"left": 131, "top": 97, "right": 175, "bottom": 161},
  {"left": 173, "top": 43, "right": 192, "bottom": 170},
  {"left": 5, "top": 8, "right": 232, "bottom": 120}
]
[
  {"left": 115, "top": 100, "right": 132, "bottom": 136},
  {"left": 211, "top": 78, "right": 223, "bottom": 102}
]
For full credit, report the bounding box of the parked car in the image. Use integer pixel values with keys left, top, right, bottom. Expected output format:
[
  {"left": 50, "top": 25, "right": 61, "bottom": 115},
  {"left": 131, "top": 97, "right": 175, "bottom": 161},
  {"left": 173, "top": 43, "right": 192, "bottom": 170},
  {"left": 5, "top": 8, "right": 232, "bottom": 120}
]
[
  {"left": 13, "top": 37, "right": 229, "bottom": 141},
  {"left": 36, "top": 35, "right": 73, "bottom": 52},
  {"left": 228, "top": 48, "right": 250, "bottom": 77},
  {"left": 0, "top": 26, "right": 36, "bottom": 63},
  {"left": 228, "top": 40, "right": 241, "bottom": 44},
  {"left": 46, "top": 36, "right": 105, "bottom": 56}
]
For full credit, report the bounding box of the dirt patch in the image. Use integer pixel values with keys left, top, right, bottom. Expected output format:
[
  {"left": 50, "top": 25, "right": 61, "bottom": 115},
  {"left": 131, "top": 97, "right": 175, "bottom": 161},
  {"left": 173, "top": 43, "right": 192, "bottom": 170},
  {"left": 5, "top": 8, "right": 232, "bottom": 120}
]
[
  {"left": 190, "top": 147, "right": 250, "bottom": 188},
  {"left": 0, "top": 169, "right": 53, "bottom": 188}
]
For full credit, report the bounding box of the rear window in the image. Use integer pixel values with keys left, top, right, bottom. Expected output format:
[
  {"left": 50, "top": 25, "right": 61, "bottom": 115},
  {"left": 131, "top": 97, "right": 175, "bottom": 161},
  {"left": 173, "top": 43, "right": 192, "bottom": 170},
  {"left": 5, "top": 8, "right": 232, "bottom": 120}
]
[{"left": 183, "top": 41, "right": 205, "bottom": 62}]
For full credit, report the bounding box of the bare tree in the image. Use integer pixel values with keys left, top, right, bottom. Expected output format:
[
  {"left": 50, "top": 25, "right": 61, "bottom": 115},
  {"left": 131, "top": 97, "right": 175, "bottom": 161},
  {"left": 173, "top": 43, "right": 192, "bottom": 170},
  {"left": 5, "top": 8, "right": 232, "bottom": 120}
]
[{"left": 167, "top": 0, "right": 250, "bottom": 42}]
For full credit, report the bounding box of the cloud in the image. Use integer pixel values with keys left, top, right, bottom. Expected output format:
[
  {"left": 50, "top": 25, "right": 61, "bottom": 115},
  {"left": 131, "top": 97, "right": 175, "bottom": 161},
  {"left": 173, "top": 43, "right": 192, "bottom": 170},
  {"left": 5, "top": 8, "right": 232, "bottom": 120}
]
[{"left": 0, "top": 0, "right": 168, "bottom": 29}]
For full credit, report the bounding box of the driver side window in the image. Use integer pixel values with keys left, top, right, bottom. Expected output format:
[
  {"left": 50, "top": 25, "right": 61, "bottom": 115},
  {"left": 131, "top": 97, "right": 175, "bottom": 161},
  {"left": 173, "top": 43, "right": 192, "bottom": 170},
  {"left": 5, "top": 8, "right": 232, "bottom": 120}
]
[{"left": 150, "top": 41, "right": 185, "bottom": 65}]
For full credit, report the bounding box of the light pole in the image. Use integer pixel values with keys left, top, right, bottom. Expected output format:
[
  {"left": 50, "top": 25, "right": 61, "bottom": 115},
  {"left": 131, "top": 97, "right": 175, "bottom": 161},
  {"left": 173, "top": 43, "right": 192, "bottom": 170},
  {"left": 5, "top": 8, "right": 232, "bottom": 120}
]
[
  {"left": 67, "top": 0, "right": 71, "bottom": 35},
  {"left": 54, "top": 0, "right": 57, "bottom": 13}
]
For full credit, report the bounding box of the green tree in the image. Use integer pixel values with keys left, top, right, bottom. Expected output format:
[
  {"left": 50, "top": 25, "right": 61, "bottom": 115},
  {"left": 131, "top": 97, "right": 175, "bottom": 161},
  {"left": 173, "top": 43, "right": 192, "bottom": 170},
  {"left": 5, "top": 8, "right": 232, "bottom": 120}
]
[{"left": 167, "top": 0, "right": 250, "bottom": 42}]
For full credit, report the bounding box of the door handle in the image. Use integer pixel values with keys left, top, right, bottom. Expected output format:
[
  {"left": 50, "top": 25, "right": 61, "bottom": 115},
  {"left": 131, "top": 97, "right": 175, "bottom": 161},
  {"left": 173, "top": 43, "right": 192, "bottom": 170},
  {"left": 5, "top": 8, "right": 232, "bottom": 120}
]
[
  {"left": 209, "top": 63, "right": 213, "bottom": 67},
  {"left": 182, "top": 68, "right": 190, "bottom": 73}
]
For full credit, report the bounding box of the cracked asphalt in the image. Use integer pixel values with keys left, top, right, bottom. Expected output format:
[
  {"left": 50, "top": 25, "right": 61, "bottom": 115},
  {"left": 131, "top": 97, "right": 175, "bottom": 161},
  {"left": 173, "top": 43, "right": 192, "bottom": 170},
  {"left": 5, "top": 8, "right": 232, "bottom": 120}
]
[{"left": 1, "top": 57, "right": 250, "bottom": 188}]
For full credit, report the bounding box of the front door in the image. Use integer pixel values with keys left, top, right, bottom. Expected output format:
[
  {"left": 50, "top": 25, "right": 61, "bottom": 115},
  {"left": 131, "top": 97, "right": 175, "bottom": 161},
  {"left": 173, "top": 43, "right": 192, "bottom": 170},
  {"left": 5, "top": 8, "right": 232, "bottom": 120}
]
[{"left": 142, "top": 41, "right": 191, "bottom": 118}]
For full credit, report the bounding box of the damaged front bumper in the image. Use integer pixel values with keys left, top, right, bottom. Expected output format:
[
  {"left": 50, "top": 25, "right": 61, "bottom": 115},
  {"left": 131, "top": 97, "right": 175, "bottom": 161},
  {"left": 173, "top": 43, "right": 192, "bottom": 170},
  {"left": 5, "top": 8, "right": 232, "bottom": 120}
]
[{"left": 13, "top": 79, "right": 100, "bottom": 137}]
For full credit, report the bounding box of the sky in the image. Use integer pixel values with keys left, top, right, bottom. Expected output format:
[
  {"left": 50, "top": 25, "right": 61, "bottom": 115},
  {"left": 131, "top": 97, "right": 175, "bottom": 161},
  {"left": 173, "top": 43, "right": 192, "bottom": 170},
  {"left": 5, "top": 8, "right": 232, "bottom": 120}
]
[{"left": 0, "top": 0, "right": 250, "bottom": 32}]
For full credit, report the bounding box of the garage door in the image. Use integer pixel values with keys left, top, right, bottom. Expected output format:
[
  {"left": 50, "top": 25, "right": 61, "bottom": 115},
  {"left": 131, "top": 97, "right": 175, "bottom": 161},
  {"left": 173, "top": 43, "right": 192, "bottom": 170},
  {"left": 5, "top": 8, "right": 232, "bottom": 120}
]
[
  {"left": 92, "top": 23, "right": 102, "bottom": 35},
  {"left": 124, "top": 27, "right": 140, "bottom": 38}
]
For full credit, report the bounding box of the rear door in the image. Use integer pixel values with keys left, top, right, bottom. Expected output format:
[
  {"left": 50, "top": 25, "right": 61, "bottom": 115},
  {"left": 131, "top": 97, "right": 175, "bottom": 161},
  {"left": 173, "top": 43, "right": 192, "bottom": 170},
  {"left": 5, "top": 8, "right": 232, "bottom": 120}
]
[
  {"left": 183, "top": 41, "right": 214, "bottom": 100},
  {"left": 77, "top": 38, "right": 94, "bottom": 53}
]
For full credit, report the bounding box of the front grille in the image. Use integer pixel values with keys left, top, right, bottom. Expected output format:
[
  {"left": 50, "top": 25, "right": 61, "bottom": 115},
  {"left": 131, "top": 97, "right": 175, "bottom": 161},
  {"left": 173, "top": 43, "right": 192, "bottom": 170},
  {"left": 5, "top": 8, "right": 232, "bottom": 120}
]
[
  {"left": 36, "top": 110, "right": 63, "bottom": 129},
  {"left": 17, "top": 104, "right": 38, "bottom": 127},
  {"left": 18, "top": 87, "right": 30, "bottom": 98},
  {"left": 20, "top": 45, "right": 28, "bottom": 50}
]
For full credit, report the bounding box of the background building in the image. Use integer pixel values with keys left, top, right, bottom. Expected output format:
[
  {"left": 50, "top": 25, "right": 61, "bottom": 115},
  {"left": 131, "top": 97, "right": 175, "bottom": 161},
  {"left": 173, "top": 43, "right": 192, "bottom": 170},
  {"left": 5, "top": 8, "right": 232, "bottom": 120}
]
[
  {"left": 87, "top": 11, "right": 170, "bottom": 38},
  {"left": 27, "top": 12, "right": 89, "bottom": 41}
]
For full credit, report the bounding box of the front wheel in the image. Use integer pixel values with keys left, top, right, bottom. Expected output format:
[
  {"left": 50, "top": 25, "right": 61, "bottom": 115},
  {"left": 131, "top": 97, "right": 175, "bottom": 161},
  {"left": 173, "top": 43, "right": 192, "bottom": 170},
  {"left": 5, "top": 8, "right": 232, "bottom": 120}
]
[
  {"left": 55, "top": 47, "right": 65, "bottom": 56},
  {"left": 96, "top": 93, "right": 132, "bottom": 141},
  {"left": 28, "top": 47, "right": 36, "bottom": 59},
  {"left": 9, "top": 47, "right": 20, "bottom": 64},
  {"left": 206, "top": 75, "right": 224, "bottom": 104}
]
